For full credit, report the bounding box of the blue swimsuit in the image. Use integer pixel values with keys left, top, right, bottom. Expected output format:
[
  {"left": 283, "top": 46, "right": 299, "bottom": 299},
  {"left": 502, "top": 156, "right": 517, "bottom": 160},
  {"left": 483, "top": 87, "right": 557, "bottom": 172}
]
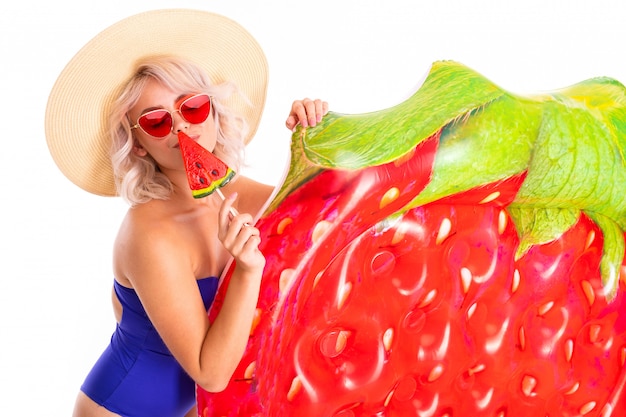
[{"left": 81, "top": 278, "right": 219, "bottom": 417}]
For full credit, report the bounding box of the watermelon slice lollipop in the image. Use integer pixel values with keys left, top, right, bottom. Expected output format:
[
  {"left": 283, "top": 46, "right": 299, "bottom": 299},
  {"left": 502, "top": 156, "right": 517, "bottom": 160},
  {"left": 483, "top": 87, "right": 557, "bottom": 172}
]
[{"left": 178, "top": 131, "right": 235, "bottom": 199}]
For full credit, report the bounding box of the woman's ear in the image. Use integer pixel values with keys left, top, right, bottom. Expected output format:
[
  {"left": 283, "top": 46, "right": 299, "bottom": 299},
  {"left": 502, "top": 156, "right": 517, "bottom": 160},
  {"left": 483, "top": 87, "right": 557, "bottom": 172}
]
[{"left": 132, "top": 141, "right": 148, "bottom": 157}]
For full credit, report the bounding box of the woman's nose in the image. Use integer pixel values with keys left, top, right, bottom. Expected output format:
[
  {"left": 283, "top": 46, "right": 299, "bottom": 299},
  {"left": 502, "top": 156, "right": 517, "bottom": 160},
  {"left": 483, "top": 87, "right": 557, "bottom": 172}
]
[{"left": 171, "top": 110, "right": 189, "bottom": 133}]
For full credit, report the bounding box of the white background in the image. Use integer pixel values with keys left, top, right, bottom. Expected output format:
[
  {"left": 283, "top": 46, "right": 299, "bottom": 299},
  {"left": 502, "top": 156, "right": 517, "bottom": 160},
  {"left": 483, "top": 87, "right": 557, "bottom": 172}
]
[{"left": 1, "top": 0, "right": 625, "bottom": 414}]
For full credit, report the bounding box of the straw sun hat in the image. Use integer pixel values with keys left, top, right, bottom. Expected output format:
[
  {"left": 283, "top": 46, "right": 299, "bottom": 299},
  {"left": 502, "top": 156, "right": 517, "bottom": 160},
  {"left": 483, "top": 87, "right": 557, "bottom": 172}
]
[{"left": 45, "top": 9, "right": 269, "bottom": 196}]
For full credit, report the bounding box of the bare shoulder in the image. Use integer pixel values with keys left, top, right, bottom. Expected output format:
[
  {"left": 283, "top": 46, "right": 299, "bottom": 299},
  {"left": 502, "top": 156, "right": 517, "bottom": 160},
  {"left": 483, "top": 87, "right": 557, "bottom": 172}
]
[
  {"left": 117, "top": 200, "right": 180, "bottom": 244},
  {"left": 113, "top": 200, "right": 190, "bottom": 284}
]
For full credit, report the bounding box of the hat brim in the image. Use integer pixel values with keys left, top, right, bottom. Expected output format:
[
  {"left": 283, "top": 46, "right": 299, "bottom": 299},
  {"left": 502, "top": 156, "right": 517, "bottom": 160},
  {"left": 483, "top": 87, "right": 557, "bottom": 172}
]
[{"left": 45, "top": 9, "right": 268, "bottom": 196}]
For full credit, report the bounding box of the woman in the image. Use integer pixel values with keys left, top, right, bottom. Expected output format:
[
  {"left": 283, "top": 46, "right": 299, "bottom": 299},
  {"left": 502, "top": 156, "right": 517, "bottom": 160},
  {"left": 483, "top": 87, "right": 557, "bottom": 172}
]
[{"left": 45, "top": 9, "right": 327, "bottom": 417}]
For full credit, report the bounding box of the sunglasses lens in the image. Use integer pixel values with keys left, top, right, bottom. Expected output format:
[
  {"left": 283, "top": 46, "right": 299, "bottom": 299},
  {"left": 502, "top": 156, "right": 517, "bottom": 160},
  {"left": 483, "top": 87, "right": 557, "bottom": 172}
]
[
  {"left": 180, "top": 94, "right": 211, "bottom": 124},
  {"left": 138, "top": 110, "right": 173, "bottom": 137}
]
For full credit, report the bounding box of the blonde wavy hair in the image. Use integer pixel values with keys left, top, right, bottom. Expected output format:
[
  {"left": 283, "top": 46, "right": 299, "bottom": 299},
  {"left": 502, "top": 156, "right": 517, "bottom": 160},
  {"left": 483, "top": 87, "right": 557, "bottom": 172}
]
[{"left": 109, "top": 56, "right": 249, "bottom": 206}]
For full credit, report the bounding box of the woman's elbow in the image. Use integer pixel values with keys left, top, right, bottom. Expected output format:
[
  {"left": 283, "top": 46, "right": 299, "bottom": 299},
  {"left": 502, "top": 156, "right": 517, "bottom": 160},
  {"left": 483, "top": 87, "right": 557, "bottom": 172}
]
[{"left": 196, "top": 372, "right": 231, "bottom": 393}]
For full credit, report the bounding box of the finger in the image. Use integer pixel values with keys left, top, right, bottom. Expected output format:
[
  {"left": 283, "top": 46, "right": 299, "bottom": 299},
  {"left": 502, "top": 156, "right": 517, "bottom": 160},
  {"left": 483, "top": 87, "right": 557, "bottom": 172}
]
[
  {"left": 242, "top": 229, "right": 262, "bottom": 249},
  {"left": 237, "top": 238, "right": 266, "bottom": 272},
  {"left": 303, "top": 99, "right": 319, "bottom": 127},
  {"left": 285, "top": 115, "right": 297, "bottom": 131},
  {"left": 294, "top": 99, "right": 310, "bottom": 128},
  {"left": 294, "top": 101, "right": 309, "bottom": 127},
  {"left": 217, "top": 192, "right": 237, "bottom": 238},
  {"left": 314, "top": 100, "right": 323, "bottom": 123},
  {"left": 218, "top": 193, "right": 254, "bottom": 239},
  {"left": 228, "top": 223, "right": 260, "bottom": 255},
  {"left": 314, "top": 99, "right": 328, "bottom": 124},
  {"left": 225, "top": 212, "right": 255, "bottom": 241},
  {"left": 242, "top": 235, "right": 263, "bottom": 258}
]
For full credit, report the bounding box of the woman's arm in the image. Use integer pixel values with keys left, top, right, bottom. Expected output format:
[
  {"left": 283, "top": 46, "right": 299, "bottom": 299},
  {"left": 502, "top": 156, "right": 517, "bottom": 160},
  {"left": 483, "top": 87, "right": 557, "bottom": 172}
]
[{"left": 116, "top": 195, "right": 264, "bottom": 392}]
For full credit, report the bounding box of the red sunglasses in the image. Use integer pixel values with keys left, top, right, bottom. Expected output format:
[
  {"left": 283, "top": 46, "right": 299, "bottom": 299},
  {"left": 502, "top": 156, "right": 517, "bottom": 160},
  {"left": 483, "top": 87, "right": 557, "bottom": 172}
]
[{"left": 131, "top": 93, "right": 212, "bottom": 138}]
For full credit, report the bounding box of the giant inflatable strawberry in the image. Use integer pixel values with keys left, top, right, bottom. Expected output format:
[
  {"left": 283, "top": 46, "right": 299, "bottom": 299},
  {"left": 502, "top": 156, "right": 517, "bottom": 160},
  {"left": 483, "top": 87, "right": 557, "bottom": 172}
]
[{"left": 197, "top": 61, "right": 626, "bottom": 416}]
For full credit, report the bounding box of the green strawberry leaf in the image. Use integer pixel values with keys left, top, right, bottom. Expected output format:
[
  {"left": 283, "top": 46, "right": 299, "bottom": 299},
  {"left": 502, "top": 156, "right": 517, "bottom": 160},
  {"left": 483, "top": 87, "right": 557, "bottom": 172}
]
[
  {"left": 513, "top": 99, "right": 626, "bottom": 230},
  {"left": 507, "top": 207, "right": 579, "bottom": 259},
  {"left": 555, "top": 76, "right": 626, "bottom": 165},
  {"left": 585, "top": 211, "right": 624, "bottom": 300},
  {"left": 300, "top": 61, "right": 506, "bottom": 169},
  {"left": 406, "top": 95, "right": 540, "bottom": 208}
]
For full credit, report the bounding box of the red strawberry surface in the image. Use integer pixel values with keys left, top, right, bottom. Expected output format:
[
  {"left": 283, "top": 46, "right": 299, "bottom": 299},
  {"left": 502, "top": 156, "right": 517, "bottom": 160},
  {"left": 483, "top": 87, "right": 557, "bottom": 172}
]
[
  {"left": 258, "top": 206, "right": 626, "bottom": 416},
  {"left": 200, "top": 180, "right": 626, "bottom": 417},
  {"left": 196, "top": 61, "right": 626, "bottom": 416}
]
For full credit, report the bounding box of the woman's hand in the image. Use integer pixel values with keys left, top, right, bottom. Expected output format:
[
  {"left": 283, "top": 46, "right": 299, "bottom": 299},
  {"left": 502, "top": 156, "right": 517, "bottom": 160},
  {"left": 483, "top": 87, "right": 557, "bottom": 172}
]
[
  {"left": 285, "top": 98, "right": 329, "bottom": 131},
  {"left": 217, "top": 192, "right": 265, "bottom": 274}
]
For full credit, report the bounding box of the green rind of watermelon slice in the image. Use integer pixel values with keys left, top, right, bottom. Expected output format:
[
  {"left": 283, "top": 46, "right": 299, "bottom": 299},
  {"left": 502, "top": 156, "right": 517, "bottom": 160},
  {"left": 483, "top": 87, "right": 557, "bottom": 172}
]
[
  {"left": 178, "top": 132, "right": 236, "bottom": 198},
  {"left": 190, "top": 167, "right": 235, "bottom": 198}
]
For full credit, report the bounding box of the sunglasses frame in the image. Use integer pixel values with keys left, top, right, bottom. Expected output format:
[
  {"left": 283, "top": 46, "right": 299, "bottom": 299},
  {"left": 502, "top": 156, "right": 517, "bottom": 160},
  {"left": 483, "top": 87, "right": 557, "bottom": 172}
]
[{"left": 130, "top": 93, "right": 212, "bottom": 138}]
